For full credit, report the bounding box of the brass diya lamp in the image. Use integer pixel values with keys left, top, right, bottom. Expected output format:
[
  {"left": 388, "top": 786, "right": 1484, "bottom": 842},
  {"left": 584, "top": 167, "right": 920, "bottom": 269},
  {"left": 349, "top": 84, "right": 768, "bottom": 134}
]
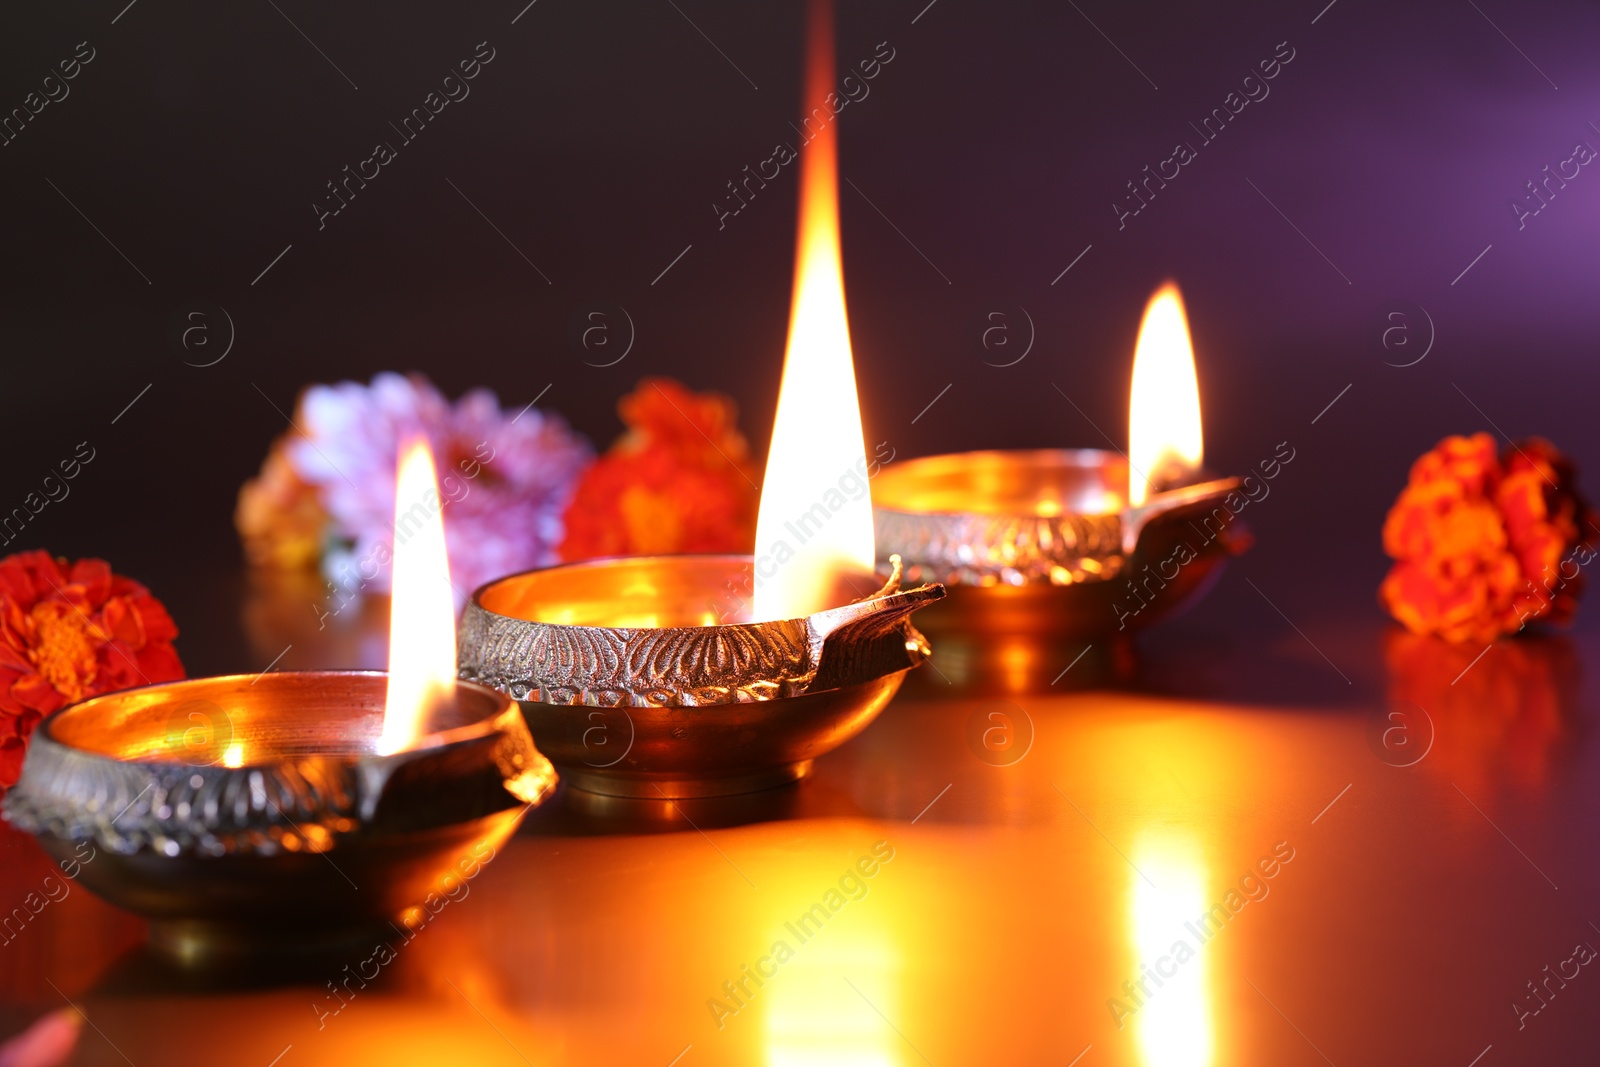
[
  {"left": 3, "top": 441, "right": 557, "bottom": 962},
  {"left": 874, "top": 284, "right": 1250, "bottom": 689},
  {"left": 459, "top": 556, "right": 941, "bottom": 798},
  {"left": 2, "top": 671, "right": 550, "bottom": 961},
  {"left": 462, "top": 28, "right": 944, "bottom": 798}
]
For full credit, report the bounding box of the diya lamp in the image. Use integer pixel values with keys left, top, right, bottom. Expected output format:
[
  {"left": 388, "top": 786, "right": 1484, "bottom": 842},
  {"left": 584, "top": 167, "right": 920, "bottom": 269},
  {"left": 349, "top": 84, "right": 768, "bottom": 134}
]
[
  {"left": 874, "top": 283, "right": 1250, "bottom": 689},
  {"left": 459, "top": 4, "right": 944, "bottom": 798},
  {"left": 3, "top": 441, "right": 556, "bottom": 963}
]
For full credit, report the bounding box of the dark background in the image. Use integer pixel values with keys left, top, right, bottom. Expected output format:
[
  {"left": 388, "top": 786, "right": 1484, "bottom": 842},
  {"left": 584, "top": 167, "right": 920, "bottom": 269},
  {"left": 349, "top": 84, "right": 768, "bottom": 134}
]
[{"left": 2, "top": 0, "right": 1598, "bottom": 682}]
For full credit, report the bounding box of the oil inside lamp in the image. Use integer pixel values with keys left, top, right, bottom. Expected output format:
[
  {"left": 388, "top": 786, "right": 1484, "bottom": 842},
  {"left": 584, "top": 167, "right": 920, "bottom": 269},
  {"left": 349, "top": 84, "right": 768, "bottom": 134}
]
[
  {"left": 752, "top": 0, "right": 876, "bottom": 622},
  {"left": 2, "top": 438, "right": 555, "bottom": 959},
  {"left": 1128, "top": 282, "right": 1205, "bottom": 507},
  {"left": 869, "top": 280, "right": 1244, "bottom": 686},
  {"left": 457, "top": 1, "right": 944, "bottom": 795}
]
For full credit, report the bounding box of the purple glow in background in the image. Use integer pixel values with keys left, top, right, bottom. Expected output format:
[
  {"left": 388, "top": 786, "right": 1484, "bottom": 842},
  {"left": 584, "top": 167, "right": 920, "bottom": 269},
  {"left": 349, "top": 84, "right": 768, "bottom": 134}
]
[{"left": 0, "top": 0, "right": 1596, "bottom": 677}]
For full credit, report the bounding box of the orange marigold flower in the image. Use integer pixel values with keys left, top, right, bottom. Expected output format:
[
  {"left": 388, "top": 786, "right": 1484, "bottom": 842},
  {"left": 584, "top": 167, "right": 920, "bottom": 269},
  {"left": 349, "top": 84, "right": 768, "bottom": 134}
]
[
  {"left": 1379, "top": 433, "right": 1598, "bottom": 643},
  {"left": 559, "top": 378, "right": 760, "bottom": 561},
  {"left": 1498, "top": 438, "right": 1588, "bottom": 625},
  {"left": 235, "top": 431, "right": 329, "bottom": 570},
  {"left": 0, "top": 551, "right": 185, "bottom": 790}
]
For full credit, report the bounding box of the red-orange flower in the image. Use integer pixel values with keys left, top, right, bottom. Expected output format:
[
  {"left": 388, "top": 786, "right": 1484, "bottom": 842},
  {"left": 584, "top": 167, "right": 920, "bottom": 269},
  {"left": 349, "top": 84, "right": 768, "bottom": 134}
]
[
  {"left": 1380, "top": 433, "right": 1597, "bottom": 642},
  {"left": 559, "top": 379, "right": 760, "bottom": 560},
  {"left": 0, "top": 551, "right": 185, "bottom": 790}
]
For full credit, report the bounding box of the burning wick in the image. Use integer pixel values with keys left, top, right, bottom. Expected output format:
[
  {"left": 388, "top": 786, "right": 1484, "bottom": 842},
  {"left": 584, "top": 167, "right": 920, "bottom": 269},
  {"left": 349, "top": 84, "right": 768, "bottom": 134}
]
[
  {"left": 1128, "top": 282, "right": 1204, "bottom": 507},
  {"left": 751, "top": 0, "right": 877, "bottom": 621},
  {"left": 377, "top": 437, "right": 459, "bottom": 755}
]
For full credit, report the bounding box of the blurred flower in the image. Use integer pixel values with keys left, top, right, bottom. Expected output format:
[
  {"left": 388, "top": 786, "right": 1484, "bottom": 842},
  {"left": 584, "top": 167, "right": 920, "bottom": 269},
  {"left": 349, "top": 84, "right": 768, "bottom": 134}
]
[
  {"left": 560, "top": 378, "right": 760, "bottom": 561},
  {"left": 285, "top": 373, "right": 592, "bottom": 597},
  {"left": 0, "top": 551, "right": 185, "bottom": 790},
  {"left": 1384, "top": 628, "right": 1576, "bottom": 789},
  {"left": 1498, "top": 438, "right": 1590, "bottom": 624},
  {"left": 1380, "top": 433, "right": 1597, "bottom": 642},
  {"left": 241, "top": 568, "right": 388, "bottom": 672},
  {"left": 235, "top": 432, "right": 328, "bottom": 570},
  {"left": 0, "top": 1008, "right": 82, "bottom": 1067}
]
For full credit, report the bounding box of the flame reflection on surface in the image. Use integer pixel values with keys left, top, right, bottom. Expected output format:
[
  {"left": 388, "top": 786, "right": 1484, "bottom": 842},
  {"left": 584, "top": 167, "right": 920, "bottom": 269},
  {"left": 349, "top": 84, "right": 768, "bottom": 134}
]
[{"left": 1130, "top": 830, "right": 1213, "bottom": 1067}]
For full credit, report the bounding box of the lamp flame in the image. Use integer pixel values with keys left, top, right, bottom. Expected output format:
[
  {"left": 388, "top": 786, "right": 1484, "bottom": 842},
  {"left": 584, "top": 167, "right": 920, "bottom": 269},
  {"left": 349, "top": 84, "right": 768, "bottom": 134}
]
[
  {"left": 752, "top": 0, "right": 876, "bottom": 621},
  {"left": 377, "top": 437, "right": 458, "bottom": 755},
  {"left": 1128, "top": 282, "right": 1204, "bottom": 507}
]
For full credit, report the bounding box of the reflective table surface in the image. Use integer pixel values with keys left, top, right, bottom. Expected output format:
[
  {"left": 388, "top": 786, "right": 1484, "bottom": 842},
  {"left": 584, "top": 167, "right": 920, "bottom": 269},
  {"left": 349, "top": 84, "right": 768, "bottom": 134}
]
[{"left": 2, "top": 580, "right": 1597, "bottom": 1067}]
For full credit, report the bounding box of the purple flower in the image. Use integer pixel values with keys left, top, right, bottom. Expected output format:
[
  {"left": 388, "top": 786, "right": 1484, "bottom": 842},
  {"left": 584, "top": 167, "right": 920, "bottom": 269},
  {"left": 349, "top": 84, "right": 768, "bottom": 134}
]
[{"left": 286, "top": 373, "right": 592, "bottom": 599}]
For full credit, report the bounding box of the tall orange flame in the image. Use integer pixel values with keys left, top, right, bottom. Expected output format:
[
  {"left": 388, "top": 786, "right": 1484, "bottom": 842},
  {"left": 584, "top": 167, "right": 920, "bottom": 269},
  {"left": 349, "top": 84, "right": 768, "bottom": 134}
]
[
  {"left": 378, "top": 437, "right": 458, "bottom": 754},
  {"left": 1128, "top": 282, "right": 1204, "bottom": 506},
  {"left": 752, "top": 0, "right": 876, "bottom": 621}
]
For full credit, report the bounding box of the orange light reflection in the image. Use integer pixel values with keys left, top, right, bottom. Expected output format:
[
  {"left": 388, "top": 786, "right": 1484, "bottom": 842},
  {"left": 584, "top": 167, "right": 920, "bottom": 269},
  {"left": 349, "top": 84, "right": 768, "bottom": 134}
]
[{"left": 1129, "top": 831, "right": 1213, "bottom": 1067}]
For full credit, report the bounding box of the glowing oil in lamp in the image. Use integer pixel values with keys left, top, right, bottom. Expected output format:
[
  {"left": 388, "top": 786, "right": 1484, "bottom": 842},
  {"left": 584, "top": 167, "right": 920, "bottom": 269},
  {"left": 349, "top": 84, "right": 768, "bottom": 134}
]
[
  {"left": 752, "top": 0, "right": 876, "bottom": 622},
  {"left": 870, "top": 280, "right": 1244, "bottom": 687},
  {"left": 457, "top": 0, "right": 944, "bottom": 797},
  {"left": 2, "top": 439, "right": 555, "bottom": 961},
  {"left": 1128, "top": 282, "right": 1205, "bottom": 507}
]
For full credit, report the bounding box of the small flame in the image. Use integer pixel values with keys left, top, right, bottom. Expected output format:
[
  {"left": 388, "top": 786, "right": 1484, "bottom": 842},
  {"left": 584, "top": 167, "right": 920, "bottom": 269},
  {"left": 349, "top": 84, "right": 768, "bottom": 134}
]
[
  {"left": 752, "top": 0, "right": 876, "bottom": 621},
  {"left": 1128, "top": 283, "right": 1204, "bottom": 507},
  {"left": 221, "top": 742, "right": 244, "bottom": 769},
  {"left": 377, "top": 437, "right": 458, "bottom": 755}
]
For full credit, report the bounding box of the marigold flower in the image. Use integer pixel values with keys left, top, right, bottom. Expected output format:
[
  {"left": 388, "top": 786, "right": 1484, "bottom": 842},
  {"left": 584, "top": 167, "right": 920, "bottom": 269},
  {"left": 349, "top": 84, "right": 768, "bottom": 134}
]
[
  {"left": 1380, "top": 433, "right": 1597, "bottom": 642},
  {"left": 560, "top": 379, "right": 760, "bottom": 561},
  {"left": 0, "top": 551, "right": 185, "bottom": 790}
]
